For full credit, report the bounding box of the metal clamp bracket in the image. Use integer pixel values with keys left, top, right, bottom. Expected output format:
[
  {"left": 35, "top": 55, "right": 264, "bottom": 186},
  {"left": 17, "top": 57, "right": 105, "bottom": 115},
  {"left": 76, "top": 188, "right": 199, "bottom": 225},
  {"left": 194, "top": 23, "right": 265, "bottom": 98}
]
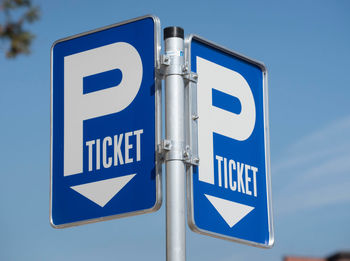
[
  {"left": 156, "top": 57, "right": 198, "bottom": 83},
  {"left": 157, "top": 54, "right": 183, "bottom": 78},
  {"left": 157, "top": 139, "right": 199, "bottom": 166},
  {"left": 183, "top": 145, "right": 200, "bottom": 166},
  {"left": 183, "top": 71, "right": 198, "bottom": 83},
  {"left": 182, "top": 63, "right": 198, "bottom": 83}
]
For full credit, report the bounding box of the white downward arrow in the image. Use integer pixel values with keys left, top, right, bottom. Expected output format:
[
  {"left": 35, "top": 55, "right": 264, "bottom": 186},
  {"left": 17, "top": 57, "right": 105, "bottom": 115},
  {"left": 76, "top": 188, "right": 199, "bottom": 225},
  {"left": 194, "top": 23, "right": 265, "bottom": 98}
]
[
  {"left": 70, "top": 174, "right": 136, "bottom": 207},
  {"left": 205, "top": 194, "right": 254, "bottom": 228}
]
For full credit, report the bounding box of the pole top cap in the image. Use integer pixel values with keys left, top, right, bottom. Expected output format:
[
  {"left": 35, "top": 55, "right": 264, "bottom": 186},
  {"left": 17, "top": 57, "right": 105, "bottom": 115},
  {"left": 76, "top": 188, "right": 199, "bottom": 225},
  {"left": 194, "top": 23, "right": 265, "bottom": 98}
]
[{"left": 164, "top": 26, "right": 184, "bottom": 40}]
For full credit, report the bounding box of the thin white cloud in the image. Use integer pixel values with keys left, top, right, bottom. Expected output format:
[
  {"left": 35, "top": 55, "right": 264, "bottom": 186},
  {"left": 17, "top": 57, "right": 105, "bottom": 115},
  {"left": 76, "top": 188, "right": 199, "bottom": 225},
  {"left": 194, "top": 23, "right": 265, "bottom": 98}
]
[
  {"left": 273, "top": 115, "right": 350, "bottom": 216},
  {"left": 272, "top": 142, "right": 349, "bottom": 175},
  {"left": 288, "top": 115, "right": 350, "bottom": 153}
]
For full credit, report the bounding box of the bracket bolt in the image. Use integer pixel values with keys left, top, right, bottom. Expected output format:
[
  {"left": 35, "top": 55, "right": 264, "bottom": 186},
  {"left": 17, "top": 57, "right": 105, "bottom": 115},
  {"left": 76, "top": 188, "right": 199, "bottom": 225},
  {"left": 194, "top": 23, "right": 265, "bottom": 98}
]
[
  {"left": 183, "top": 151, "right": 189, "bottom": 159},
  {"left": 163, "top": 140, "right": 172, "bottom": 150},
  {"left": 163, "top": 56, "right": 170, "bottom": 64}
]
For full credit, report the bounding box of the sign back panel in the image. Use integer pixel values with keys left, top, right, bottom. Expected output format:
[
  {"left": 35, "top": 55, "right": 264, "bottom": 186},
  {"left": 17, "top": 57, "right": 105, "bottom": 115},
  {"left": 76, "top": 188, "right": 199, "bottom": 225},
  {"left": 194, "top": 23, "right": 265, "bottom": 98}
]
[
  {"left": 50, "top": 15, "right": 161, "bottom": 228},
  {"left": 186, "top": 35, "right": 273, "bottom": 247}
]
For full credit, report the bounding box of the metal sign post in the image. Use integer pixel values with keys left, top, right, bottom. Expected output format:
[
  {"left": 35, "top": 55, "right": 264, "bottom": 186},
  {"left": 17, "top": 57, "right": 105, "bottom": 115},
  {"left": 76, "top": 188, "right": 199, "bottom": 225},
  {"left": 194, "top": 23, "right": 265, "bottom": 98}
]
[{"left": 162, "top": 27, "right": 186, "bottom": 261}]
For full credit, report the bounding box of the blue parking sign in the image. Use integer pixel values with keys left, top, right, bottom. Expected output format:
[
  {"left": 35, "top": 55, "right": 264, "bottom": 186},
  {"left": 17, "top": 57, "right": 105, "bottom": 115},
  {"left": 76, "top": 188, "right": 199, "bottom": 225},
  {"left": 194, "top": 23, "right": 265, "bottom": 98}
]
[
  {"left": 186, "top": 35, "right": 274, "bottom": 247},
  {"left": 50, "top": 15, "right": 161, "bottom": 228}
]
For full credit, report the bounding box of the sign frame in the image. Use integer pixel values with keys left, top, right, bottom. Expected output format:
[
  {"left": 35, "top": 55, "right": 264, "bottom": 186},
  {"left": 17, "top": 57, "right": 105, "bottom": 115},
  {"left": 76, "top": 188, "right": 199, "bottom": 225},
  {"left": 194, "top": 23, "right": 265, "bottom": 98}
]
[
  {"left": 185, "top": 34, "right": 274, "bottom": 248},
  {"left": 50, "top": 15, "right": 162, "bottom": 228}
]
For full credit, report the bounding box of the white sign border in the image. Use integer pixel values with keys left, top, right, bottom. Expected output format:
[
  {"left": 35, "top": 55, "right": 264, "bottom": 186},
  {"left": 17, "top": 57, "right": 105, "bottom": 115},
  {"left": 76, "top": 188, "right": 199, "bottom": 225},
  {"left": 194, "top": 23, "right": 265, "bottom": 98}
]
[
  {"left": 50, "top": 15, "right": 162, "bottom": 228},
  {"left": 185, "top": 34, "right": 274, "bottom": 248}
]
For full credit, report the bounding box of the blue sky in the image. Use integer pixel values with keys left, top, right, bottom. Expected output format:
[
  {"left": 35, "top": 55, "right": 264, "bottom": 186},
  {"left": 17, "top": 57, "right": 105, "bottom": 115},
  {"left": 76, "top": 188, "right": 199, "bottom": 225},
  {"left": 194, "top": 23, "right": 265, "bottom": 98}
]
[{"left": 0, "top": 0, "right": 350, "bottom": 260}]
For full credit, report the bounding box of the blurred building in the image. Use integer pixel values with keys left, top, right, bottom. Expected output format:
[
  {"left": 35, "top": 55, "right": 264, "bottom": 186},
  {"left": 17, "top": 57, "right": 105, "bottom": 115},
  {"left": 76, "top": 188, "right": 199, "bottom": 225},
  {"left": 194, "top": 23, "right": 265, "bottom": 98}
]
[
  {"left": 327, "top": 252, "right": 350, "bottom": 261},
  {"left": 284, "top": 252, "right": 350, "bottom": 261},
  {"left": 284, "top": 258, "right": 324, "bottom": 261}
]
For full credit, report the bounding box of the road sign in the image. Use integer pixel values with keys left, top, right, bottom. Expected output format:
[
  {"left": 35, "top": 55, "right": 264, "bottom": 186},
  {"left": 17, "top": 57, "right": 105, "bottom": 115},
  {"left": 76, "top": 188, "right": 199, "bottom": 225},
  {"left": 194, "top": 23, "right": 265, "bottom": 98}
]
[
  {"left": 186, "top": 35, "right": 274, "bottom": 247},
  {"left": 50, "top": 15, "right": 162, "bottom": 228}
]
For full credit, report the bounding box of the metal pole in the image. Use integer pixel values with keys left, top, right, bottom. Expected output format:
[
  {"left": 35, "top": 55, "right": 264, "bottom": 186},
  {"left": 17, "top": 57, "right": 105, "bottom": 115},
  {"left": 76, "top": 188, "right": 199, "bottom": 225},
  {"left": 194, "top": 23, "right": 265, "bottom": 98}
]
[{"left": 164, "top": 26, "right": 186, "bottom": 261}]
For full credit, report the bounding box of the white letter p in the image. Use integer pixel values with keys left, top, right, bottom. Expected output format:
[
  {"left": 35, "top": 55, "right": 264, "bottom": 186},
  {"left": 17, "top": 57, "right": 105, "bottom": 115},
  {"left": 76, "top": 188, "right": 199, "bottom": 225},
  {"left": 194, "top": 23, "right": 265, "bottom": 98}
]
[
  {"left": 64, "top": 42, "right": 143, "bottom": 176},
  {"left": 196, "top": 57, "right": 256, "bottom": 184}
]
